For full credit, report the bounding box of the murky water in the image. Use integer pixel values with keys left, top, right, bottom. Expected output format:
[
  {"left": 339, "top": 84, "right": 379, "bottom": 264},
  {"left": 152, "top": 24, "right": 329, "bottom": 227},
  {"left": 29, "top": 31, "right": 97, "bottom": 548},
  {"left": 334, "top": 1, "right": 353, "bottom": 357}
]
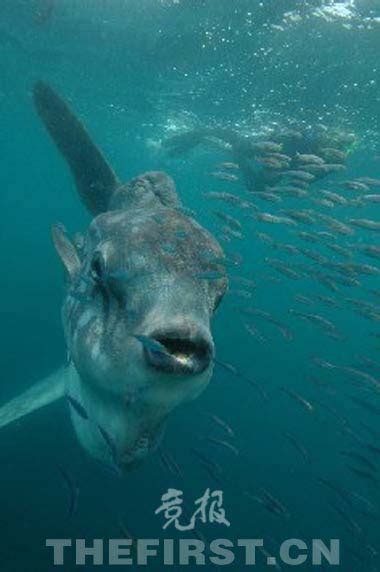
[{"left": 0, "top": 1, "right": 379, "bottom": 570}]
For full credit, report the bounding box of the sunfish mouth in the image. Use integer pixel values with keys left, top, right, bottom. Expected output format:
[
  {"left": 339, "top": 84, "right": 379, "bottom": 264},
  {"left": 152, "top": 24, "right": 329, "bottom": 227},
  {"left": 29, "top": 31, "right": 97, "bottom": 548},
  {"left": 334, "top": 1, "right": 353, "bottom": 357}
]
[{"left": 144, "top": 328, "right": 214, "bottom": 375}]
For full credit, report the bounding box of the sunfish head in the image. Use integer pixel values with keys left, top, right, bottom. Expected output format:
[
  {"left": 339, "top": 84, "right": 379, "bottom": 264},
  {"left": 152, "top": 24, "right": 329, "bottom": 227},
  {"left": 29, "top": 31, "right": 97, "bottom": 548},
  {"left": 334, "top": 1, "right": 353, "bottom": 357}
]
[{"left": 59, "top": 203, "right": 227, "bottom": 470}]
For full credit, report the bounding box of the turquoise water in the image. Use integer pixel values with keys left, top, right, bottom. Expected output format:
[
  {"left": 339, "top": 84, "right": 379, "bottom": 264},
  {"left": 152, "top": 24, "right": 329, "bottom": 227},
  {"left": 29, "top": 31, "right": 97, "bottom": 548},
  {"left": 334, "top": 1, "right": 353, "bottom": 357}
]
[{"left": 0, "top": 1, "right": 379, "bottom": 570}]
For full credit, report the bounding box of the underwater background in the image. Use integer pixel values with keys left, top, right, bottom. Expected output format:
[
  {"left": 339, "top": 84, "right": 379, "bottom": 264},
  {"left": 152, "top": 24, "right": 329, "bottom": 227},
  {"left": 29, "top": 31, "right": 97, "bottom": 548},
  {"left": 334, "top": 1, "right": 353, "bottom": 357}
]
[{"left": 0, "top": 0, "right": 379, "bottom": 570}]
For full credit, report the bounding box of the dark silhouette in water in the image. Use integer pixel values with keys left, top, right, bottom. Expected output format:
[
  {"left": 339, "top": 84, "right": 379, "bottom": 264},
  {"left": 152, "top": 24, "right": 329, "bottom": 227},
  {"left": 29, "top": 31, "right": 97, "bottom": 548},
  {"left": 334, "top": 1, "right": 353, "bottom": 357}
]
[{"left": 164, "top": 124, "right": 355, "bottom": 193}]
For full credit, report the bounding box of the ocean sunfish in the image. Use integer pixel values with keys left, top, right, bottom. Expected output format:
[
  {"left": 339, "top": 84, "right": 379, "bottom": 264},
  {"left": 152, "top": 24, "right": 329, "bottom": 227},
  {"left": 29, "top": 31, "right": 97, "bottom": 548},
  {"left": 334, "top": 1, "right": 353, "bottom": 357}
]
[{"left": 0, "top": 82, "right": 227, "bottom": 470}]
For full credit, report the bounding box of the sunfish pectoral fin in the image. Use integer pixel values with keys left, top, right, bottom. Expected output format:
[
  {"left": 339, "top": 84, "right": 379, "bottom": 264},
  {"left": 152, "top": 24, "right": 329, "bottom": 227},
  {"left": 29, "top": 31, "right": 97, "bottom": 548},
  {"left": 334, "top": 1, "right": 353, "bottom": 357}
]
[
  {"left": 51, "top": 223, "right": 81, "bottom": 279},
  {"left": 0, "top": 367, "right": 66, "bottom": 430},
  {"left": 33, "top": 81, "right": 120, "bottom": 215}
]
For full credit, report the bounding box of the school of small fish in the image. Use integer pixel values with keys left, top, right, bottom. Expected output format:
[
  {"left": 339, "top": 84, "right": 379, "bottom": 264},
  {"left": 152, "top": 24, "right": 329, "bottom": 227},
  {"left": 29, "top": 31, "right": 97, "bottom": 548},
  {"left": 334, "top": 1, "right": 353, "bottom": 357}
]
[
  {"left": 57, "top": 125, "right": 379, "bottom": 568},
  {"left": 153, "top": 125, "right": 379, "bottom": 567}
]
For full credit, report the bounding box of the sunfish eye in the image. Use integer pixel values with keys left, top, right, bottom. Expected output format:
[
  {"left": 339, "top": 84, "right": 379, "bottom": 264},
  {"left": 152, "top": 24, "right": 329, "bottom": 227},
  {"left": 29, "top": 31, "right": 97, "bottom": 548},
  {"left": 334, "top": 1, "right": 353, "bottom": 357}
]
[
  {"left": 90, "top": 252, "right": 111, "bottom": 314},
  {"left": 90, "top": 252, "right": 106, "bottom": 283}
]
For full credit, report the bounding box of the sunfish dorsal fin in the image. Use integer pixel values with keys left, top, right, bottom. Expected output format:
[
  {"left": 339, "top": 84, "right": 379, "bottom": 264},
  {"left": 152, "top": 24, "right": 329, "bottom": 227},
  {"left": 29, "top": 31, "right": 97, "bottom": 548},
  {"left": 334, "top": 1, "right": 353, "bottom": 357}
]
[{"left": 33, "top": 81, "right": 120, "bottom": 215}]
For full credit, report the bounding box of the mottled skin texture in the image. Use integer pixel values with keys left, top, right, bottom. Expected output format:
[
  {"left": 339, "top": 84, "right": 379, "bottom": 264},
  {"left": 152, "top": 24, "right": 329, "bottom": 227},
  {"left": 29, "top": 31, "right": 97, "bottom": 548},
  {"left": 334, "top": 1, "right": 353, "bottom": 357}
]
[
  {"left": 63, "top": 173, "right": 227, "bottom": 469},
  {"left": 0, "top": 84, "right": 227, "bottom": 471}
]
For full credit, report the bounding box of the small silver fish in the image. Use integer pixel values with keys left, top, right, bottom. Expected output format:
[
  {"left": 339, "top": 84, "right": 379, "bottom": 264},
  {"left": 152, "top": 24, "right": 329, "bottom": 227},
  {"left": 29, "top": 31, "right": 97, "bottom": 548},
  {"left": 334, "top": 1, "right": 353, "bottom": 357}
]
[{"left": 349, "top": 218, "right": 380, "bottom": 231}]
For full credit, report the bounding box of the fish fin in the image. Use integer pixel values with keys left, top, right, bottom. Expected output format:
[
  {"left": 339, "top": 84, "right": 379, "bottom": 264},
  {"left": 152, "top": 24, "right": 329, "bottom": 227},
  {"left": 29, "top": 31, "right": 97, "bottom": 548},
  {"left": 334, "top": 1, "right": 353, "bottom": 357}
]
[
  {"left": 51, "top": 224, "right": 81, "bottom": 279},
  {"left": 33, "top": 81, "right": 119, "bottom": 214},
  {"left": 0, "top": 367, "right": 66, "bottom": 430}
]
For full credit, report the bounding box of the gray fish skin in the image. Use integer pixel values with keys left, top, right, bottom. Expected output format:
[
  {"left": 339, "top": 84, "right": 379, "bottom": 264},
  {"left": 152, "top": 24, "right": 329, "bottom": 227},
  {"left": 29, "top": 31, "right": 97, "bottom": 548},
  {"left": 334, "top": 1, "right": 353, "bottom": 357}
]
[
  {"left": 66, "top": 395, "right": 89, "bottom": 421},
  {"left": 34, "top": 83, "right": 228, "bottom": 471}
]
